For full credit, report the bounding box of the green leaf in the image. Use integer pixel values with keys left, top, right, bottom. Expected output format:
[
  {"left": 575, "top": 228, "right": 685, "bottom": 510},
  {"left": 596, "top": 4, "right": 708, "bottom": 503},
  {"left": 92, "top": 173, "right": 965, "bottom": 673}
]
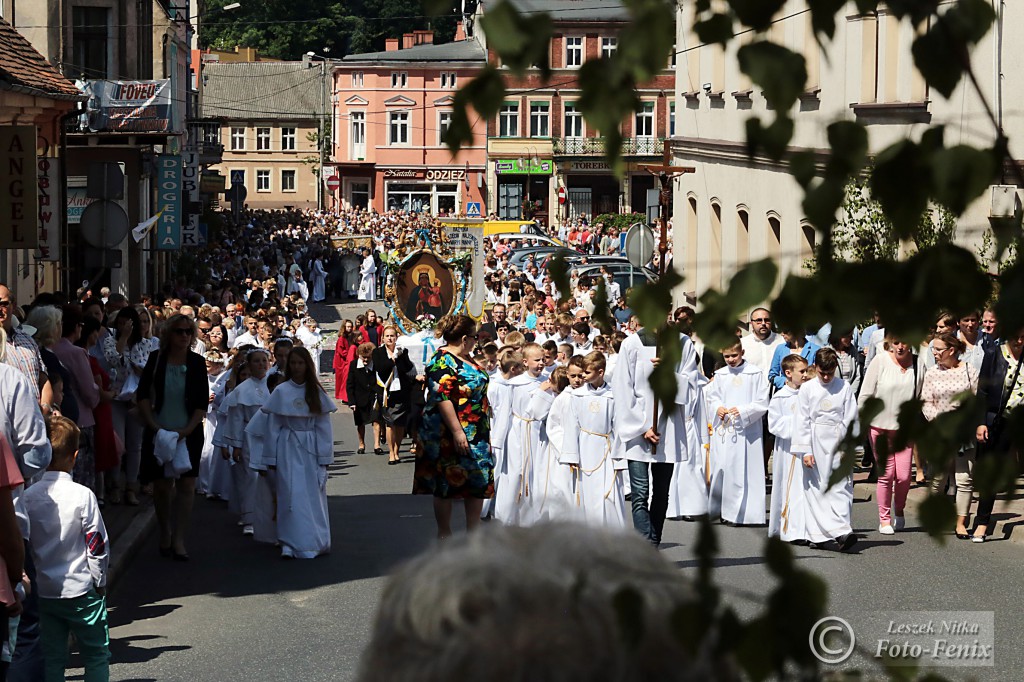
[
  {"left": 918, "top": 493, "right": 956, "bottom": 541},
  {"left": 577, "top": 60, "right": 638, "bottom": 174},
  {"left": 802, "top": 177, "right": 845, "bottom": 231},
  {"left": 788, "top": 151, "right": 817, "bottom": 189},
  {"left": 930, "top": 145, "right": 1001, "bottom": 215},
  {"left": 738, "top": 42, "right": 807, "bottom": 112},
  {"left": 479, "top": 1, "right": 553, "bottom": 78},
  {"left": 619, "top": 0, "right": 677, "bottom": 79},
  {"left": 911, "top": 0, "right": 995, "bottom": 98},
  {"left": 649, "top": 330, "right": 682, "bottom": 406},
  {"left": 870, "top": 140, "right": 931, "bottom": 238},
  {"left": 824, "top": 121, "right": 869, "bottom": 179},
  {"left": 763, "top": 537, "right": 794, "bottom": 578},
  {"left": 592, "top": 279, "right": 613, "bottom": 332},
  {"left": 548, "top": 253, "right": 572, "bottom": 303},
  {"left": 995, "top": 258, "right": 1024, "bottom": 333},
  {"left": 727, "top": 0, "right": 786, "bottom": 31},
  {"left": 854, "top": 0, "right": 880, "bottom": 13},
  {"left": 693, "top": 260, "right": 778, "bottom": 351},
  {"left": 694, "top": 12, "right": 734, "bottom": 46},
  {"left": 629, "top": 267, "right": 683, "bottom": 332},
  {"left": 445, "top": 66, "right": 506, "bottom": 155},
  {"left": 807, "top": 0, "right": 846, "bottom": 41},
  {"left": 887, "top": 0, "right": 941, "bottom": 24},
  {"left": 745, "top": 116, "right": 794, "bottom": 162}
]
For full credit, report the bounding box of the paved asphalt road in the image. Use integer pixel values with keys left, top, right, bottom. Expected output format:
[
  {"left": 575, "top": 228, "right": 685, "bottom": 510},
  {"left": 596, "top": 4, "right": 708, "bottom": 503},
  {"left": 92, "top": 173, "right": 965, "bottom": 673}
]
[{"left": 76, "top": 301, "right": 1024, "bottom": 681}]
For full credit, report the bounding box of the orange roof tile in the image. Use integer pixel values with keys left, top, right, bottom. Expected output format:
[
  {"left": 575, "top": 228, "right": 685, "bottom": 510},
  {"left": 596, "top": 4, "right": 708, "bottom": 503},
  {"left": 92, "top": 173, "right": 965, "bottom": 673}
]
[{"left": 0, "top": 16, "right": 83, "bottom": 99}]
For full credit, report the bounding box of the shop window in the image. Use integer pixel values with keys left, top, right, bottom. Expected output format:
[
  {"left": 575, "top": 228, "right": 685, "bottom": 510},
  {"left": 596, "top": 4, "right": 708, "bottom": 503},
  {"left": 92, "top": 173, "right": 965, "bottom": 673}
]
[{"left": 350, "top": 181, "right": 370, "bottom": 209}]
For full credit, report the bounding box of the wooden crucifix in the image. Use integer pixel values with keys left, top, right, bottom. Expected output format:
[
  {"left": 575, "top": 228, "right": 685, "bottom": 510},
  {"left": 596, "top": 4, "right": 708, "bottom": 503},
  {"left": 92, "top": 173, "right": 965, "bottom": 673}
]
[{"left": 637, "top": 145, "right": 695, "bottom": 453}]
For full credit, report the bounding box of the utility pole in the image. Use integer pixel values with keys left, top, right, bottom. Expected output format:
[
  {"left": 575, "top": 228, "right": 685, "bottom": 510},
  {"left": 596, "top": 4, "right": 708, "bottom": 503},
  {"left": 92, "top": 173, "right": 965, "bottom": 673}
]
[{"left": 639, "top": 144, "right": 694, "bottom": 453}]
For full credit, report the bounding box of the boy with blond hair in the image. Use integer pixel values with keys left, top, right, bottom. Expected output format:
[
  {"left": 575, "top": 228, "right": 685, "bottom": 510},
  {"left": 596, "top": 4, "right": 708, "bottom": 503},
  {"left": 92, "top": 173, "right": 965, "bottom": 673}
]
[
  {"left": 24, "top": 415, "right": 110, "bottom": 681},
  {"left": 494, "top": 343, "right": 545, "bottom": 525},
  {"left": 767, "top": 355, "right": 809, "bottom": 540}
]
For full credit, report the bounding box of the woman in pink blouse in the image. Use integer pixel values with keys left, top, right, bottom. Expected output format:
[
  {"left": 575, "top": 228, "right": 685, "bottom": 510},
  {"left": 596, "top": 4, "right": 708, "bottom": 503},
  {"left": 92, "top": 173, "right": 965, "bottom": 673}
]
[{"left": 922, "top": 333, "right": 979, "bottom": 539}]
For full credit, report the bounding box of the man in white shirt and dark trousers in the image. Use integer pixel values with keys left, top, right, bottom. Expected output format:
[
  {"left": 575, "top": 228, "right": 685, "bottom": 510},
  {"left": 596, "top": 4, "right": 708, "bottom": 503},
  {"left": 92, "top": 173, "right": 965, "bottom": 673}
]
[{"left": 23, "top": 416, "right": 110, "bottom": 682}]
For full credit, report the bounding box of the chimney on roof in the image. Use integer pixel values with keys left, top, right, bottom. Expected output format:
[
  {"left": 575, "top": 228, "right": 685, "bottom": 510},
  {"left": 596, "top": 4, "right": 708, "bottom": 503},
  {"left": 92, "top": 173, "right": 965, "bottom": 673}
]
[
  {"left": 455, "top": 20, "right": 466, "bottom": 41},
  {"left": 413, "top": 30, "right": 434, "bottom": 45},
  {"left": 385, "top": 37, "right": 399, "bottom": 51},
  {"left": 402, "top": 33, "right": 416, "bottom": 49}
]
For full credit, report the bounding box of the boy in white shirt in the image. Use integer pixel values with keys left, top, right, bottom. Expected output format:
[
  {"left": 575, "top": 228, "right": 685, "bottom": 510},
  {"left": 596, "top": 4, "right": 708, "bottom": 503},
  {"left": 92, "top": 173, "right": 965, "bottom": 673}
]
[
  {"left": 767, "top": 355, "right": 808, "bottom": 540},
  {"left": 23, "top": 416, "right": 110, "bottom": 681},
  {"left": 485, "top": 348, "right": 523, "bottom": 520}
]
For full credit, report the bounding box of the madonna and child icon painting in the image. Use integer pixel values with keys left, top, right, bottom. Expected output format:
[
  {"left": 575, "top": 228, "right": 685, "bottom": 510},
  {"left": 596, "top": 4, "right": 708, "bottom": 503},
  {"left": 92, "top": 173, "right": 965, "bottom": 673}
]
[{"left": 396, "top": 251, "right": 456, "bottom": 323}]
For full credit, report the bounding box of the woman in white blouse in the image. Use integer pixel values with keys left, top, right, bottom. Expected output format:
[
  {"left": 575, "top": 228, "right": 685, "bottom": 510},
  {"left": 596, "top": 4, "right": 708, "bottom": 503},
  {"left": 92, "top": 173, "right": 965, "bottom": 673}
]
[
  {"left": 922, "top": 333, "right": 978, "bottom": 539},
  {"left": 858, "top": 334, "right": 924, "bottom": 535}
]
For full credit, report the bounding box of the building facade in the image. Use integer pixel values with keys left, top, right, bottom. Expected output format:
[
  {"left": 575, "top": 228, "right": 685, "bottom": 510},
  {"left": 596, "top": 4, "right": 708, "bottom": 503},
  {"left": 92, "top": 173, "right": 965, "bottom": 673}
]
[
  {"left": 484, "top": 0, "right": 677, "bottom": 226},
  {"left": 202, "top": 61, "right": 326, "bottom": 210},
  {"left": 330, "top": 29, "right": 488, "bottom": 215},
  {"left": 670, "top": 0, "right": 1024, "bottom": 302}
]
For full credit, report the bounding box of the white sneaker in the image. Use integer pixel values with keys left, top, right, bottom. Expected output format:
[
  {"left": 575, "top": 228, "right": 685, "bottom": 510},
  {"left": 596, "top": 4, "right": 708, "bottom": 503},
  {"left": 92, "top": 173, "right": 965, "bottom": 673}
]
[
  {"left": 879, "top": 524, "right": 895, "bottom": 535},
  {"left": 242, "top": 524, "right": 254, "bottom": 536},
  {"left": 894, "top": 516, "right": 906, "bottom": 531}
]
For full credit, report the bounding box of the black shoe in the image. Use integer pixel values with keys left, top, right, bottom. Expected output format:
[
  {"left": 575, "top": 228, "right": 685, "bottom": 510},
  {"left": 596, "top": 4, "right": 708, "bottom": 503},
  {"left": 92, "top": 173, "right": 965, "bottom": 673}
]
[
  {"left": 388, "top": 459, "right": 398, "bottom": 466},
  {"left": 374, "top": 447, "right": 385, "bottom": 456},
  {"left": 836, "top": 534, "right": 858, "bottom": 552},
  {"left": 159, "top": 546, "right": 173, "bottom": 558},
  {"left": 357, "top": 447, "right": 366, "bottom": 454},
  {"left": 173, "top": 551, "right": 190, "bottom": 562},
  {"left": 681, "top": 515, "right": 699, "bottom": 522}
]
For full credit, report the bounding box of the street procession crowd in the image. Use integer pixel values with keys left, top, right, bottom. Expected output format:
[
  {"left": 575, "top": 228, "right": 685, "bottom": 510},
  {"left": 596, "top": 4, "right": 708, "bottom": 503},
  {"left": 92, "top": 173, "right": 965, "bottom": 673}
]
[{"left": 0, "top": 204, "right": 1021, "bottom": 680}]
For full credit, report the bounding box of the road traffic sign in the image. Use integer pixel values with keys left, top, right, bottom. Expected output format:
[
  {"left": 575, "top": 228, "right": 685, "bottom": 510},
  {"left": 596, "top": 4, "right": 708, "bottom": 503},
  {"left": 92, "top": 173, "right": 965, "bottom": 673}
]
[
  {"left": 557, "top": 186, "right": 567, "bottom": 205},
  {"left": 466, "top": 201, "right": 481, "bottom": 217},
  {"left": 230, "top": 170, "right": 244, "bottom": 185},
  {"left": 325, "top": 175, "right": 341, "bottom": 192}
]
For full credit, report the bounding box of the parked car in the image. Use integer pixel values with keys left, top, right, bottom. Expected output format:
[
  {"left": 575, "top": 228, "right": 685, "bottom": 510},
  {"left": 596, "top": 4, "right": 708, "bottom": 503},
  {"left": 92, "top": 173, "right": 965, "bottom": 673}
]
[
  {"left": 509, "top": 246, "right": 577, "bottom": 272},
  {"left": 489, "top": 232, "right": 563, "bottom": 248},
  {"left": 575, "top": 262, "right": 656, "bottom": 298}
]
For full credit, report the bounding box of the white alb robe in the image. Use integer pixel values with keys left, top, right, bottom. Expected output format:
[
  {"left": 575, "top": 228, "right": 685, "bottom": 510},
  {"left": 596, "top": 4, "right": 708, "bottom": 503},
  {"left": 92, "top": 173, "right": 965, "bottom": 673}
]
[
  {"left": 526, "top": 388, "right": 577, "bottom": 521},
  {"left": 252, "top": 380, "right": 336, "bottom": 558},
  {"left": 484, "top": 374, "right": 512, "bottom": 520},
  {"left": 244, "top": 410, "right": 277, "bottom": 545},
  {"left": 358, "top": 255, "right": 376, "bottom": 301},
  {"left": 493, "top": 373, "right": 543, "bottom": 526},
  {"left": 562, "top": 382, "right": 628, "bottom": 529},
  {"left": 767, "top": 385, "right": 805, "bottom": 540},
  {"left": 200, "top": 371, "right": 233, "bottom": 500},
  {"left": 791, "top": 377, "right": 858, "bottom": 544},
  {"left": 311, "top": 258, "right": 327, "bottom": 302},
  {"left": 706, "top": 362, "right": 770, "bottom": 525},
  {"left": 665, "top": 375, "right": 711, "bottom": 518},
  {"left": 223, "top": 376, "right": 269, "bottom": 525}
]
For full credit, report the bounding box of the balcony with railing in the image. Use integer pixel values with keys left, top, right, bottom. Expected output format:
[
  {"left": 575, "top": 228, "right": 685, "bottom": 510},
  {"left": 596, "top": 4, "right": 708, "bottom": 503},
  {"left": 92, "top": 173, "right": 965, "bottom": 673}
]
[
  {"left": 553, "top": 136, "right": 664, "bottom": 157},
  {"left": 187, "top": 121, "right": 224, "bottom": 164}
]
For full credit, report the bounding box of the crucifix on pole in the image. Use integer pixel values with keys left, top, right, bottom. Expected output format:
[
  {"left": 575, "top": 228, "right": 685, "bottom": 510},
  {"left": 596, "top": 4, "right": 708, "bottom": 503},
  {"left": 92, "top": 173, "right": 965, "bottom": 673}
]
[{"left": 637, "top": 145, "right": 695, "bottom": 453}]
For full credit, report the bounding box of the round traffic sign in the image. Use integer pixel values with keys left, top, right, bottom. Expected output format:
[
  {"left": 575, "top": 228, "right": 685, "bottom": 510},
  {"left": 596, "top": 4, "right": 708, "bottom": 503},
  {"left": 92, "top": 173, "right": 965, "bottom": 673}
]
[
  {"left": 557, "top": 186, "right": 567, "bottom": 204},
  {"left": 79, "top": 200, "right": 129, "bottom": 248},
  {"left": 326, "top": 175, "right": 341, "bottom": 192},
  {"left": 623, "top": 222, "right": 656, "bottom": 268}
]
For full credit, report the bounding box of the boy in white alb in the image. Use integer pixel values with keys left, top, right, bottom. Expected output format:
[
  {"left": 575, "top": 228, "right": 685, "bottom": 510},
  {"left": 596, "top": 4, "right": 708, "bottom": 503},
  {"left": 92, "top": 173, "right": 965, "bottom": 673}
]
[
  {"left": 767, "top": 355, "right": 808, "bottom": 540},
  {"left": 792, "top": 348, "right": 859, "bottom": 551},
  {"left": 527, "top": 362, "right": 581, "bottom": 521},
  {"left": 487, "top": 348, "right": 523, "bottom": 521},
  {"left": 224, "top": 349, "right": 271, "bottom": 536},
  {"left": 23, "top": 416, "right": 110, "bottom": 681},
  {"left": 562, "top": 351, "right": 628, "bottom": 528},
  {"left": 494, "top": 343, "right": 545, "bottom": 525},
  {"left": 707, "top": 342, "right": 770, "bottom": 525}
]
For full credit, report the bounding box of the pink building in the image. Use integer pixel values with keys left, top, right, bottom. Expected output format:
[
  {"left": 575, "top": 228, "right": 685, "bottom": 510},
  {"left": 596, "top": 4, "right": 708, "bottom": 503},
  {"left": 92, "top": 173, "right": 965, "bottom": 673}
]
[{"left": 328, "top": 28, "right": 488, "bottom": 215}]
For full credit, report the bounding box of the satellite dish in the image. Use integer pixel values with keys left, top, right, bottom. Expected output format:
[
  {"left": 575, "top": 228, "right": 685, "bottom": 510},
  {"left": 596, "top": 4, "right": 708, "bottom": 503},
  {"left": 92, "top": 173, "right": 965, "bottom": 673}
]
[
  {"left": 623, "top": 222, "right": 656, "bottom": 268},
  {"left": 79, "top": 200, "right": 130, "bottom": 248}
]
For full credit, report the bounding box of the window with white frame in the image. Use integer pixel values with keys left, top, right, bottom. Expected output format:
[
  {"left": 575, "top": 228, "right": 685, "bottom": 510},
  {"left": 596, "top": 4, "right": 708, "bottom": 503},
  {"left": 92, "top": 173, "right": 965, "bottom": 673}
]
[
  {"left": 256, "top": 169, "right": 271, "bottom": 191},
  {"left": 564, "top": 103, "right": 583, "bottom": 138},
  {"left": 601, "top": 37, "right": 617, "bottom": 58},
  {"left": 230, "top": 126, "right": 245, "bottom": 150},
  {"left": 669, "top": 46, "right": 677, "bottom": 69},
  {"left": 350, "top": 111, "right": 366, "bottom": 159},
  {"left": 256, "top": 127, "right": 271, "bottom": 150},
  {"left": 529, "top": 102, "right": 550, "bottom": 137},
  {"left": 389, "top": 111, "right": 410, "bottom": 145},
  {"left": 281, "top": 127, "right": 296, "bottom": 151},
  {"left": 438, "top": 111, "right": 452, "bottom": 145},
  {"left": 351, "top": 71, "right": 363, "bottom": 87},
  {"left": 499, "top": 103, "right": 519, "bottom": 137},
  {"left": 669, "top": 100, "right": 676, "bottom": 137},
  {"left": 281, "top": 169, "right": 296, "bottom": 192},
  {"left": 440, "top": 72, "right": 457, "bottom": 89},
  {"left": 565, "top": 37, "right": 583, "bottom": 67},
  {"left": 391, "top": 71, "right": 408, "bottom": 88},
  {"left": 634, "top": 101, "right": 655, "bottom": 137}
]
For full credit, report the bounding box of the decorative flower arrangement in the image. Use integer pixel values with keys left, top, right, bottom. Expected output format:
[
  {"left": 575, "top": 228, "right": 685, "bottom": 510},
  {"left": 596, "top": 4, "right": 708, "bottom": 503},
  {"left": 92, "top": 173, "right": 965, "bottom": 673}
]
[
  {"left": 414, "top": 314, "right": 437, "bottom": 331},
  {"left": 522, "top": 199, "right": 542, "bottom": 219}
]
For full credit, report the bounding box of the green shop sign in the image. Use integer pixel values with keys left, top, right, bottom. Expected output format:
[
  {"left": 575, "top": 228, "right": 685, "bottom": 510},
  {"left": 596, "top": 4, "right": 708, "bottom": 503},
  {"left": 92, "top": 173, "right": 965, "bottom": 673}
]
[{"left": 494, "top": 159, "right": 553, "bottom": 175}]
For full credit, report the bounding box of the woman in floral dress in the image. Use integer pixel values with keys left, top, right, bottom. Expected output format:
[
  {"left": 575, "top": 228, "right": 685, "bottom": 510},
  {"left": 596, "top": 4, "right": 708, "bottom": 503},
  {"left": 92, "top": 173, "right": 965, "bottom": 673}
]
[{"left": 414, "top": 314, "right": 493, "bottom": 539}]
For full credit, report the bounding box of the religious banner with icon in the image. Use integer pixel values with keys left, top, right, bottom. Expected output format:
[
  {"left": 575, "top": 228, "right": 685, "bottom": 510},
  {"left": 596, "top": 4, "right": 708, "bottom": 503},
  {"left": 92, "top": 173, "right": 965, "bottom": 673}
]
[{"left": 382, "top": 226, "right": 470, "bottom": 334}]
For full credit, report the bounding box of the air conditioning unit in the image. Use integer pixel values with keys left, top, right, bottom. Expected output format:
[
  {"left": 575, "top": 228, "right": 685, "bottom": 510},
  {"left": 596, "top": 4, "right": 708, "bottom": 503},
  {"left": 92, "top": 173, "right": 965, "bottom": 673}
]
[{"left": 989, "top": 185, "right": 1019, "bottom": 218}]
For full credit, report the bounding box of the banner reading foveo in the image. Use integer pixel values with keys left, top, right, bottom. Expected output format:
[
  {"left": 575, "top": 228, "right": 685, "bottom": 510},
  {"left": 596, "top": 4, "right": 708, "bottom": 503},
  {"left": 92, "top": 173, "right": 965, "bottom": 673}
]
[{"left": 81, "top": 80, "right": 173, "bottom": 133}]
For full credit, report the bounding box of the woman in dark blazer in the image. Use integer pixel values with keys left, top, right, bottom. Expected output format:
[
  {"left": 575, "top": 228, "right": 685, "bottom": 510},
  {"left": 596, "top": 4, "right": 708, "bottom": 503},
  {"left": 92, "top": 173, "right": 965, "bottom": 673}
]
[
  {"left": 137, "top": 313, "right": 209, "bottom": 560},
  {"left": 972, "top": 326, "right": 1024, "bottom": 542},
  {"left": 347, "top": 342, "right": 383, "bottom": 454},
  {"left": 372, "top": 326, "right": 417, "bottom": 464}
]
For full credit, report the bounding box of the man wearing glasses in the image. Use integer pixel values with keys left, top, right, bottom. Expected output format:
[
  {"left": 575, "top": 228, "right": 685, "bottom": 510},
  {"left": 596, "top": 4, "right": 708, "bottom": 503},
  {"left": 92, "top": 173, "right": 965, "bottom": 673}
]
[
  {"left": 740, "top": 308, "right": 784, "bottom": 378},
  {"left": 0, "top": 284, "right": 49, "bottom": 404}
]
